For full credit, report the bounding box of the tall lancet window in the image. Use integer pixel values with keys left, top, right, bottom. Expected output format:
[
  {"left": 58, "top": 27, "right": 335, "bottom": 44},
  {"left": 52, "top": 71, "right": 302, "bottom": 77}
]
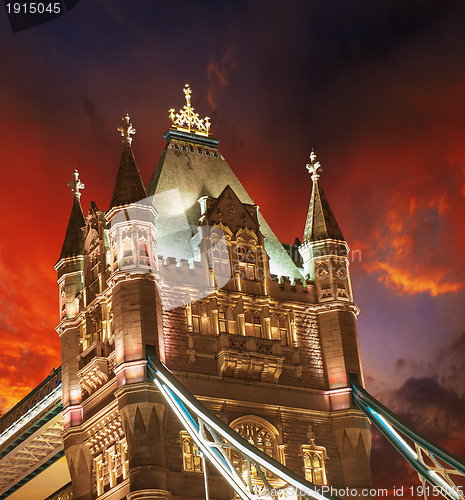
[
  {"left": 212, "top": 240, "right": 230, "bottom": 277},
  {"left": 138, "top": 229, "right": 150, "bottom": 267},
  {"left": 121, "top": 229, "right": 134, "bottom": 267},
  {"left": 237, "top": 246, "right": 256, "bottom": 280}
]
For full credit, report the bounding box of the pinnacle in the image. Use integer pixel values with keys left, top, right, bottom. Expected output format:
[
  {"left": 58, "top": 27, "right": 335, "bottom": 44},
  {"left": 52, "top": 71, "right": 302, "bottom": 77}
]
[
  {"left": 59, "top": 172, "right": 86, "bottom": 260},
  {"left": 302, "top": 152, "right": 345, "bottom": 244},
  {"left": 109, "top": 114, "right": 148, "bottom": 210}
]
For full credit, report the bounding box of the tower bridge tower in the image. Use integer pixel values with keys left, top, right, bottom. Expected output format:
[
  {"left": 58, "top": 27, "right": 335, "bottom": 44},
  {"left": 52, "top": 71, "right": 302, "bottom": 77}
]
[{"left": 55, "top": 86, "right": 372, "bottom": 500}]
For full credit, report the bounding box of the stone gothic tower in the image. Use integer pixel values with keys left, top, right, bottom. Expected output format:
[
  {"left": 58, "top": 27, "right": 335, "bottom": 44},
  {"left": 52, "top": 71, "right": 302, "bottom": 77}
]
[{"left": 55, "top": 86, "right": 372, "bottom": 500}]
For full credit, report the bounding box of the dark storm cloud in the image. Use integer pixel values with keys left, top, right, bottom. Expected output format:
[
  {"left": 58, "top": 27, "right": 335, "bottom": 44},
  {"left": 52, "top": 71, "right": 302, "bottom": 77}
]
[
  {"left": 385, "top": 377, "right": 465, "bottom": 440},
  {"left": 371, "top": 376, "right": 465, "bottom": 495},
  {"left": 373, "top": 330, "right": 465, "bottom": 486}
]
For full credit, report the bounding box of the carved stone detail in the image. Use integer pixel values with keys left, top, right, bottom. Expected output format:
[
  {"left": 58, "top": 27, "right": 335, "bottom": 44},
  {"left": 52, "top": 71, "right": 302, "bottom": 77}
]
[
  {"left": 216, "top": 333, "right": 284, "bottom": 383},
  {"left": 77, "top": 357, "right": 109, "bottom": 396}
]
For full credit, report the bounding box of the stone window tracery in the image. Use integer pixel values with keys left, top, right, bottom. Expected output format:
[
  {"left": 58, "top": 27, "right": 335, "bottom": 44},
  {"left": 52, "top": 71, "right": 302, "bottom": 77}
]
[
  {"left": 301, "top": 427, "right": 327, "bottom": 486},
  {"left": 180, "top": 431, "right": 203, "bottom": 472},
  {"left": 302, "top": 448, "right": 327, "bottom": 485},
  {"left": 138, "top": 229, "right": 150, "bottom": 267},
  {"left": 212, "top": 240, "right": 231, "bottom": 277},
  {"left": 229, "top": 416, "right": 283, "bottom": 480},
  {"left": 121, "top": 230, "right": 134, "bottom": 267},
  {"left": 237, "top": 245, "right": 256, "bottom": 281}
]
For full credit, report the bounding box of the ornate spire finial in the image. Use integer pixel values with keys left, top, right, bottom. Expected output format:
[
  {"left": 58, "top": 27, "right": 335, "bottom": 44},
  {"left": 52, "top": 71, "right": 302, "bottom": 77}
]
[
  {"left": 306, "top": 149, "right": 323, "bottom": 181},
  {"left": 118, "top": 113, "right": 136, "bottom": 146},
  {"left": 67, "top": 169, "right": 85, "bottom": 199},
  {"left": 184, "top": 83, "right": 192, "bottom": 107},
  {"left": 169, "top": 84, "right": 212, "bottom": 137}
]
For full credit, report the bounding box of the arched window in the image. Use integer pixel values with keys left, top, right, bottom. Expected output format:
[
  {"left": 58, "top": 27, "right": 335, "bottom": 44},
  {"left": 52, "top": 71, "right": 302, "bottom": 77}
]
[
  {"left": 180, "top": 431, "right": 203, "bottom": 472},
  {"left": 301, "top": 433, "right": 327, "bottom": 486},
  {"left": 212, "top": 240, "right": 230, "bottom": 277},
  {"left": 229, "top": 416, "right": 282, "bottom": 480},
  {"left": 121, "top": 234, "right": 134, "bottom": 267},
  {"left": 138, "top": 232, "right": 150, "bottom": 267}
]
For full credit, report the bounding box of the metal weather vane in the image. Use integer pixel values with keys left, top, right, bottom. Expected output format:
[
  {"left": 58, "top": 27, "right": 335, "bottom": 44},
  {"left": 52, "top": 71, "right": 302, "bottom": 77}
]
[{"left": 169, "top": 84, "right": 211, "bottom": 137}]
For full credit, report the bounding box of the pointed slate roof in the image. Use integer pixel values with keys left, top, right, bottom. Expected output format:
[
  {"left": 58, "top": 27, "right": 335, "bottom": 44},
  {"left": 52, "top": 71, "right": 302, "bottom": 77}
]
[
  {"left": 59, "top": 171, "right": 86, "bottom": 260},
  {"left": 109, "top": 114, "right": 148, "bottom": 210},
  {"left": 147, "top": 131, "right": 303, "bottom": 280},
  {"left": 302, "top": 153, "right": 344, "bottom": 244}
]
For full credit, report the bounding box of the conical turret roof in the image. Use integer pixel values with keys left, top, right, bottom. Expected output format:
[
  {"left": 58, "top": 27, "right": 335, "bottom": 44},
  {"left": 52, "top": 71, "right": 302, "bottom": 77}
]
[
  {"left": 59, "top": 170, "right": 86, "bottom": 260},
  {"left": 109, "top": 114, "right": 147, "bottom": 210},
  {"left": 302, "top": 152, "right": 345, "bottom": 244}
]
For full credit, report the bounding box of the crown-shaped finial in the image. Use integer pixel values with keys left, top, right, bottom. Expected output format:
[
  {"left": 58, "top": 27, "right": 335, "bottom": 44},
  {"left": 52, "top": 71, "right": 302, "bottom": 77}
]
[
  {"left": 306, "top": 149, "right": 323, "bottom": 181},
  {"left": 118, "top": 113, "right": 136, "bottom": 146},
  {"left": 169, "top": 84, "right": 211, "bottom": 137},
  {"left": 67, "top": 169, "right": 84, "bottom": 199}
]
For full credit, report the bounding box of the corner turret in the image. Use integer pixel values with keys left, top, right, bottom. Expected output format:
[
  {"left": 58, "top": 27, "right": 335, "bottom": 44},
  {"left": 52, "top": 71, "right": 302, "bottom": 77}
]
[
  {"left": 108, "top": 113, "right": 148, "bottom": 211},
  {"left": 299, "top": 151, "right": 353, "bottom": 302},
  {"left": 55, "top": 169, "right": 85, "bottom": 320}
]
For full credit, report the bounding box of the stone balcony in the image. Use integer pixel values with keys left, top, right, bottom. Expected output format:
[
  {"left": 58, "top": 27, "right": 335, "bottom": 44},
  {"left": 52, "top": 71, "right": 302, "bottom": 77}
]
[
  {"left": 217, "top": 333, "right": 285, "bottom": 383},
  {"left": 186, "top": 332, "right": 288, "bottom": 383}
]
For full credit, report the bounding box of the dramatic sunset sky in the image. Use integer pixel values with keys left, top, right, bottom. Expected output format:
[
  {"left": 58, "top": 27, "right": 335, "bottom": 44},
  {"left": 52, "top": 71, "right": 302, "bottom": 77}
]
[{"left": 0, "top": 0, "right": 464, "bottom": 495}]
